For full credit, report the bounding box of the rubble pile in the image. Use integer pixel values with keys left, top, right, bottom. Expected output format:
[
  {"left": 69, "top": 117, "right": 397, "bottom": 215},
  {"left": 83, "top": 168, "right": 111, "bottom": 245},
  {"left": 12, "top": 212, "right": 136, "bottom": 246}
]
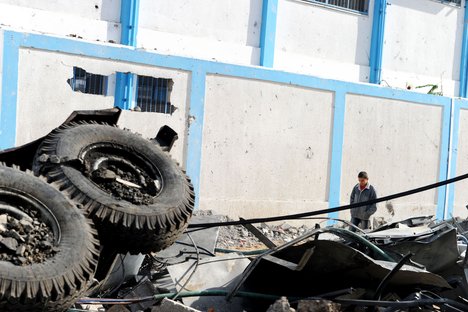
[
  {"left": 87, "top": 215, "right": 468, "bottom": 312},
  {"left": 0, "top": 211, "right": 57, "bottom": 266},
  {"left": 91, "top": 164, "right": 157, "bottom": 205},
  {"left": 216, "top": 216, "right": 310, "bottom": 249}
]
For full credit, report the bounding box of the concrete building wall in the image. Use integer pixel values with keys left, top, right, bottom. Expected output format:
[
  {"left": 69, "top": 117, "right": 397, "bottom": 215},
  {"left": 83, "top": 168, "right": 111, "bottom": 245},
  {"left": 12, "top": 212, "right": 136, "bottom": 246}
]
[
  {"left": 340, "top": 95, "right": 443, "bottom": 222},
  {"left": 453, "top": 108, "right": 468, "bottom": 218},
  {"left": 138, "top": 0, "right": 262, "bottom": 65},
  {"left": 0, "top": 1, "right": 121, "bottom": 43},
  {"left": 200, "top": 75, "right": 333, "bottom": 220},
  {"left": 275, "top": 0, "right": 372, "bottom": 82},
  {"left": 3, "top": 31, "right": 459, "bottom": 225},
  {"left": 0, "top": 0, "right": 464, "bottom": 98},
  {"left": 15, "top": 48, "right": 190, "bottom": 165},
  {"left": 0, "top": 31, "right": 3, "bottom": 107},
  {"left": 382, "top": 0, "right": 463, "bottom": 96}
]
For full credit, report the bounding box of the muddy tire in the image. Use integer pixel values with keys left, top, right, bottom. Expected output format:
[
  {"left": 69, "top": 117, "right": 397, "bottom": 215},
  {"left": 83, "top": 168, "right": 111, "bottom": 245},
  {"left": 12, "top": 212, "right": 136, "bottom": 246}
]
[
  {"left": 0, "top": 165, "right": 100, "bottom": 312},
  {"left": 33, "top": 123, "right": 194, "bottom": 254}
]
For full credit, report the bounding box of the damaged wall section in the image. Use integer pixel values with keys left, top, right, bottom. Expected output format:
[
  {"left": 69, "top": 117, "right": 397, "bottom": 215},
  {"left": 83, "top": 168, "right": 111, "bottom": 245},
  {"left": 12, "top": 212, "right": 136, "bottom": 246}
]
[{"left": 14, "top": 48, "right": 189, "bottom": 166}]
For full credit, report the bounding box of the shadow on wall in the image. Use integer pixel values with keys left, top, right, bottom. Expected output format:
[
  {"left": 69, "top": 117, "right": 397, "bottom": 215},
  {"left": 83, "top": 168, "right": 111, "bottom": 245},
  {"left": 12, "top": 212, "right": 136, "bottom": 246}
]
[
  {"left": 355, "top": 12, "right": 371, "bottom": 82},
  {"left": 392, "top": 0, "right": 456, "bottom": 15},
  {"left": 247, "top": 0, "right": 263, "bottom": 65},
  {"left": 391, "top": 0, "right": 463, "bottom": 83}
]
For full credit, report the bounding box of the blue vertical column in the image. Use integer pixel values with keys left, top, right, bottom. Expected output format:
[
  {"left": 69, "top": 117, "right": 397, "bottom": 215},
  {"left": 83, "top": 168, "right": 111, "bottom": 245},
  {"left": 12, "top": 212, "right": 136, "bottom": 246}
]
[
  {"left": 328, "top": 90, "right": 347, "bottom": 223},
  {"left": 369, "top": 0, "right": 387, "bottom": 84},
  {"left": 436, "top": 99, "right": 453, "bottom": 220},
  {"left": 459, "top": 3, "right": 468, "bottom": 98},
  {"left": 259, "top": 0, "right": 278, "bottom": 67},
  {"left": 114, "top": 0, "right": 140, "bottom": 109},
  {"left": 186, "top": 69, "right": 206, "bottom": 208},
  {"left": 0, "top": 33, "right": 20, "bottom": 149},
  {"left": 446, "top": 99, "right": 462, "bottom": 219}
]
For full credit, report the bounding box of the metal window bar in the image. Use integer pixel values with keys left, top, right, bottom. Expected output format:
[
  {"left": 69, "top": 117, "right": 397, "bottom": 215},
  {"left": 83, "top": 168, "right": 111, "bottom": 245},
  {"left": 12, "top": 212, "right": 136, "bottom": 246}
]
[
  {"left": 444, "top": 0, "right": 461, "bottom": 5},
  {"left": 307, "top": 0, "right": 368, "bottom": 13},
  {"left": 136, "top": 75, "right": 173, "bottom": 114},
  {"left": 71, "top": 67, "right": 107, "bottom": 95}
]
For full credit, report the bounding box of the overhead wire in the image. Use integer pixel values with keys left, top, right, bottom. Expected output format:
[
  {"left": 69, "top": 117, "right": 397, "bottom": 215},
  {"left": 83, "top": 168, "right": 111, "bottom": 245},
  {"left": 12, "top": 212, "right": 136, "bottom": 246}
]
[{"left": 188, "top": 172, "right": 468, "bottom": 230}]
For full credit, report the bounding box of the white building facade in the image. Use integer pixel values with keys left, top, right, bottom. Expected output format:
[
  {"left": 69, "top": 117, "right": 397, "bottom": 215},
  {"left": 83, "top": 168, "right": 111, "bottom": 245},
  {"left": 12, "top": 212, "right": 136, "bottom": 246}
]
[{"left": 0, "top": 0, "right": 467, "bottom": 225}]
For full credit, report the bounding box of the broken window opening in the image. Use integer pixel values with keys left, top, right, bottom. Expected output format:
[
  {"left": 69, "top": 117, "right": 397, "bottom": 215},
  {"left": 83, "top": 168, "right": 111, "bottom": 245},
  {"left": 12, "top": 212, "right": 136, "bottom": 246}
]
[
  {"left": 68, "top": 67, "right": 108, "bottom": 96},
  {"left": 136, "top": 76, "right": 176, "bottom": 114},
  {"left": 305, "top": 0, "right": 369, "bottom": 13}
]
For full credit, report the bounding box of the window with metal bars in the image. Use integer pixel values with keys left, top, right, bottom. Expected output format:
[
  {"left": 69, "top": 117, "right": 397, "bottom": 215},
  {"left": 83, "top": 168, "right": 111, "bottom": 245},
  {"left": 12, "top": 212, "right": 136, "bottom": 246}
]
[
  {"left": 437, "top": 0, "right": 461, "bottom": 5},
  {"left": 136, "top": 76, "right": 175, "bottom": 114},
  {"left": 306, "top": 0, "right": 369, "bottom": 13},
  {"left": 68, "top": 67, "right": 108, "bottom": 95}
]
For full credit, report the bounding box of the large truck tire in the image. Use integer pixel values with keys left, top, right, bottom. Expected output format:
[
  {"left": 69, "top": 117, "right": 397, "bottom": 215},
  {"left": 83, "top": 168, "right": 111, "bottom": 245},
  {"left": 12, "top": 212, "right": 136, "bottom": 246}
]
[
  {"left": 0, "top": 165, "right": 99, "bottom": 312},
  {"left": 33, "top": 123, "right": 195, "bottom": 254}
]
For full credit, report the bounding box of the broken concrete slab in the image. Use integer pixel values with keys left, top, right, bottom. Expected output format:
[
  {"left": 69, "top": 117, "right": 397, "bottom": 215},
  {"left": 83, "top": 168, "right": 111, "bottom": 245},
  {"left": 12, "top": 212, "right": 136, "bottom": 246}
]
[
  {"left": 152, "top": 298, "right": 201, "bottom": 312},
  {"left": 167, "top": 253, "right": 250, "bottom": 311}
]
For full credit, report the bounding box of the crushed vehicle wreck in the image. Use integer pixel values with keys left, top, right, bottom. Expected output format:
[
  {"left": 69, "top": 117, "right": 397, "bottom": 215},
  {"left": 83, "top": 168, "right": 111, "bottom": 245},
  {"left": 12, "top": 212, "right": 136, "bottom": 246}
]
[
  {"left": 0, "top": 108, "right": 194, "bottom": 311},
  {"left": 75, "top": 215, "right": 468, "bottom": 312}
]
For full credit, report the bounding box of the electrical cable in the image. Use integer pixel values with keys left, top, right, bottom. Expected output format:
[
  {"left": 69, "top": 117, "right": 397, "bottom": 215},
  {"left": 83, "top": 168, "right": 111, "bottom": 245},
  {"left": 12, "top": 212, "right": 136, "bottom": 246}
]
[
  {"left": 172, "top": 232, "right": 200, "bottom": 301},
  {"left": 77, "top": 290, "right": 300, "bottom": 305},
  {"left": 374, "top": 252, "right": 413, "bottom": 300},
  {"left": 175, "top": 240, "right": 216, "bottom": 257},
  {"left": 188, "top": 172, "right": 468, "bottom": 230}
]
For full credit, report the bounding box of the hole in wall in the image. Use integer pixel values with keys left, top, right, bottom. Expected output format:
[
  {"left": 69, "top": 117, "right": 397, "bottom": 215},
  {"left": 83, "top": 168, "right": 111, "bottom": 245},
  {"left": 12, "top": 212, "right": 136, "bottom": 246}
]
[
  {"left": 67, "top": 67, "right": 109, "bottom": 96},
  {"left": 135, "top": 75, "right": 176, "bottom": 115}
]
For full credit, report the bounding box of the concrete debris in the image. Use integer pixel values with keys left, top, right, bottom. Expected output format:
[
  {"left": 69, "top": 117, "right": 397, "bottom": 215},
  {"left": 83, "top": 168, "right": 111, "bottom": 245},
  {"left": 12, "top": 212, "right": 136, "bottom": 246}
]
[
  {"left": 266, "top": 297, "right": 295, "bottom": 312},
  {"left": 90, "top": 164, "right": 157, "bottom": 205},
  {"left": 79, "top": 213, "right": 468, "bottom": 311},
  {"left": 296, "top": 300, "right": 341, "bottom": 312},
  {"left": 266, "top": 297, "right": 341, "bottom": 312},
  {"left": 0, "top": 211, "right": 57, "bottom": 265},
  {"left": 152, "top": 298, "right": 201, "bottom": 312},
  {"left": 217, "top": 216, "right": 310, "bottom": 249}
]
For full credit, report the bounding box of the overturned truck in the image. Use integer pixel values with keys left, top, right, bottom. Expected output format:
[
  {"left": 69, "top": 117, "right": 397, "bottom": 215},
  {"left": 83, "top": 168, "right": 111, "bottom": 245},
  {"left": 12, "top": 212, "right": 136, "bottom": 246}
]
[{"left": 0, "top": 108, "right": 194, "bottom": 311}]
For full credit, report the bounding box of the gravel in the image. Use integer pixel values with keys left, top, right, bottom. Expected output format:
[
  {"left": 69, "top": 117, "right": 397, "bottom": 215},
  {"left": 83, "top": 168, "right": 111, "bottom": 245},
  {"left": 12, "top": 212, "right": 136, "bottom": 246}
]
[
  {"left": 91, "top": 165, "right": 159, "bottom": 205},
  {"left": 0, "top": 209, "right": 58, "bottom": 266},
  {"left": 192, "top": 211, "right": 312, "bottom": 250}
]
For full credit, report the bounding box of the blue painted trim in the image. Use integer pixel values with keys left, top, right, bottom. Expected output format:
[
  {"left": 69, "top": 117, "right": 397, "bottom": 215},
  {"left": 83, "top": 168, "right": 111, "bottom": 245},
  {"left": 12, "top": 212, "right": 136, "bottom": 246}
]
[
  {"left": 369, "top": 0, "right": 387, "bottom": 84},
  {"left": 0, "top": 33, "right": 20, "bottom": 149},
  {"left": 328, "top": 90, "right": 346, "bottom": 222},
  {"left": 11, "top": 32, "right": 452, "bottom": 107},
  {"left": 460, "top": 3, "right": 468, "bottom": 97},
  {"left": 114, "top": 0, "right": 139, "bottom": 108},
  {"left": 447, "top": 99, "right": 468, "bottom": 217},
  {"left": 259, "top": 0, "right": 278, "bottom": 67},
  {"left": 114, "top": 72, "right": 135, "bottom": 110},
  {"left": 1, "top": 30, "right": 458, "bottom": 213},
  {"left": 120, "top": 0, "right": 140, "bottom": 47},
  {"left": 186, "top": 69, "right": 206, "bottom": 208},
  {"left": 436, "top": 102, "right": 452, "bottom": 220}
]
